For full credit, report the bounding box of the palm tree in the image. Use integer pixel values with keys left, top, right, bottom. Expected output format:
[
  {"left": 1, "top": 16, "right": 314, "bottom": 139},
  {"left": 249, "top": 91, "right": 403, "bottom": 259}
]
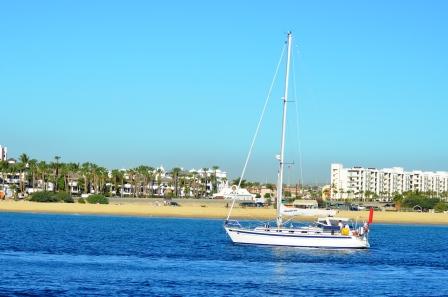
[
  {"left": 54, "top": 156, "right": 61, "bottom": 191},
  {"left": 202, "top": 168, "right": 209, "bottom": 197},
  {"left": 28, "top": 159, "right": 38, "bottom": 191},
  {"left": 9, "top": 183, "right": 18, "bottom": 200},
  {"left": 111, "top": 169, "right": 123, "bottom": 197},
  {"left": 171, "top": 167, "right": 182, "bottom": 197},
  {"left": 156, "top": 168, "right": 163, "bottom": 196},
  {"left": 136, "top": 165, "right": 152, "bottom": 197},
  {"left": 8, "top": 162, "right": 20, "bottom": 197},
  {"left": 18, "top": 153, "right": 30, "bottom": 194},
  {"left": 127, "top": 169, "right": 137, "bottom": 197},
  {"left": 0, "top": 160, "right": 9, "bottom": 193},
  {"left": 339, "top": 188, "right": 344, "bottom": 200},
  {"left": 232, "top": 177, "right": 247, "bottom": 188},
  {"left": 180, "top": 173, "right": 189, "bottom": 197},
  {"left": 65, "top": 162, "right": 80, "bottom": 194},
  {"left": 147, "top": 167, "right": 155, "bottom": 196},
  {"left": 37, "top": 161, "right": 49, "bottom": 191},
  {"left": 98, "top": 166, "right": 108, "bottom": 194},
  {"left": 212, "top": 165, "right": 219, "bottom": 194},
  {"left": 57, "top": 162, "right": 68, "bottom": 192},
  {"left": 190, "top": 171, "right": 198, "bottom": 198},
  {"left": 81, "top": 162, "right": 92, "bottom": 194}
]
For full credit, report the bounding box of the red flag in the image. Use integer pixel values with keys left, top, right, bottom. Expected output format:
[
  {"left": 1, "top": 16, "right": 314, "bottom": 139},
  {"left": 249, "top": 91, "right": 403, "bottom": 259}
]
[{"left": 368, "top": 208, "right": 374, "bottom": 224}]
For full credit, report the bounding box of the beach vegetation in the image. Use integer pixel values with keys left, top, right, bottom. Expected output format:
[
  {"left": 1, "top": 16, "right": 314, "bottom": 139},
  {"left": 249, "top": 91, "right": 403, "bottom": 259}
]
[
  {"left": 401, "top": 191, "right": 440, "bottom": 210},
  {"left": 86, "top": 194, "right": 109, "bottom": 204},
  {"left": 30, "top": 191, "right": 59, "bottom": 202},
  {"left": 434, "top": 202, "right": 448, "bottom": 213},
  {"left": 78, "top": 197, "right": 86, "bottom": 204},
  {"left": 30, "top": 191, "right": 74, "bottom": 203},
  {"left": 55, "top": 192, "right": 74, "bottom": 203}
]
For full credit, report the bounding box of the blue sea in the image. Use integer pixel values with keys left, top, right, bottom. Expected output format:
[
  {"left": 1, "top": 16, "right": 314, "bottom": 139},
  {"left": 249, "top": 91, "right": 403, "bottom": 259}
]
[{"left": 0, "top": 213, "right": 447, "bottom": 296}]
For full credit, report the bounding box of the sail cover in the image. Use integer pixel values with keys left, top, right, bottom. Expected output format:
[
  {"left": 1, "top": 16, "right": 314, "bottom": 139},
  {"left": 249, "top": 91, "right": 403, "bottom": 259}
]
[{"left": 280, "top": 204, "right": 337, "bottom": 217}]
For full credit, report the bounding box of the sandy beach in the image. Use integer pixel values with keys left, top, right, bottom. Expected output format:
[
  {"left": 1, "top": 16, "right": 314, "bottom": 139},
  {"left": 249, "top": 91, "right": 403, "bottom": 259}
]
[{"left": 1, "top": 199, "right": 447, "bottom": 225}]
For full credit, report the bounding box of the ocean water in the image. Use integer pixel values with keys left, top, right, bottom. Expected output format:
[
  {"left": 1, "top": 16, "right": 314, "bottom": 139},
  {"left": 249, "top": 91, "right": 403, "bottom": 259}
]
[{"left": 0, "top": 213, "right": 447, "bottom": 297}]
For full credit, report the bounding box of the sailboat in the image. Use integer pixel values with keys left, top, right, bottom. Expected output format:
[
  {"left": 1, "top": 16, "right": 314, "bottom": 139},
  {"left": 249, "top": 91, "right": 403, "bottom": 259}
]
[{"left": 224, "top": 32, "right": 370, "bottom": 249}]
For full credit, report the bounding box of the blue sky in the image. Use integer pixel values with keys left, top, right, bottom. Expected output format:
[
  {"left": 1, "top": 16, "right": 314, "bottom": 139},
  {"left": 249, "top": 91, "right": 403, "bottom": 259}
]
[{"left": 1, "top": 1, "right": 447, "bottom": 183}]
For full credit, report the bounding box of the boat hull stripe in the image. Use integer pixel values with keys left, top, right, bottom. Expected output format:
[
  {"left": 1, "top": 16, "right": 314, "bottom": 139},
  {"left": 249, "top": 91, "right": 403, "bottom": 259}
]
[
  {"left": 234, "top": 242, "right": 368, "bottom": 249},
  {"left": 228, "top": 228, "right": 352, "bottom": 239}
]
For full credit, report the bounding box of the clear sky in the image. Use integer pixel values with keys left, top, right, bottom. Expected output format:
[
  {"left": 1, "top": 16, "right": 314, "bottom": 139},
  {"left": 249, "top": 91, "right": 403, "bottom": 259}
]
[{"left": 1, "top": 1, "right": 447, "bottom": 184}]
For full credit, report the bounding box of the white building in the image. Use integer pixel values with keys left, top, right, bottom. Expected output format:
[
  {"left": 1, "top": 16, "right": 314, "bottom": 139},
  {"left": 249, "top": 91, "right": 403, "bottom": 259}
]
[
  {"left": 331, "top": 163, "right": 448, "bottom": 201},
  {"left": 0, "top": 145, "right": 7, "bottom": 161},
  {"left": 212, "top": 187, "right": 256, "bottom": 200}
]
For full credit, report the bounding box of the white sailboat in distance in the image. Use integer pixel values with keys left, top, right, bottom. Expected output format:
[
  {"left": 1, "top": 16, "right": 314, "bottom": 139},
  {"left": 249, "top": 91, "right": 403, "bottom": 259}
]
[{"left": 224, "top": 32, "right": 371, "bottom": 249}]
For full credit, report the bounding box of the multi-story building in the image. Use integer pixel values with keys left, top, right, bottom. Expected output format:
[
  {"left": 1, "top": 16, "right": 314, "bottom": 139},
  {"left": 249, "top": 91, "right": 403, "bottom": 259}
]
[
  {"left": 331, "top": 163, "right": 448, "bottom": 201},
  {"left": 0, "top": 145, "right": 7, "bottom": 161}
]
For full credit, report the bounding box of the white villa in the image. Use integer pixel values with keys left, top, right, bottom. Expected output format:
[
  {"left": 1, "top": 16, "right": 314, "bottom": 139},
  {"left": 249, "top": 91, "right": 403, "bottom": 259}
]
[{"left": 0, "top": 155, "right": 230, "bottom": 198}]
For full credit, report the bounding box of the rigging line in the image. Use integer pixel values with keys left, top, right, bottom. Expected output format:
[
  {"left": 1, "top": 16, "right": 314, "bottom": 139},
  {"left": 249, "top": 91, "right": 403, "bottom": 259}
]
[
  {"left": 292, "top": 47, "right": 304, "bottom": 188},
  {"left": 226, "top": 44, "right": 287, "bottom": 221}
]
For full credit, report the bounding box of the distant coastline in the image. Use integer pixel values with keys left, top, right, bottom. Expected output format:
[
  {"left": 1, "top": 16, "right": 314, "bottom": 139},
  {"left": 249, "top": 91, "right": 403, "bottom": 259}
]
[{"left": 1, "top": 199, "right": 447, "bottom": 225}]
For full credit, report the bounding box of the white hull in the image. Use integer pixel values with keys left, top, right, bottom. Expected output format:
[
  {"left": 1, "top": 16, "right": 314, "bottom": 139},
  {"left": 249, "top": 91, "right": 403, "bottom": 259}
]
[{"left": 224, "top": 226, "right": 369, "bottom": 249}]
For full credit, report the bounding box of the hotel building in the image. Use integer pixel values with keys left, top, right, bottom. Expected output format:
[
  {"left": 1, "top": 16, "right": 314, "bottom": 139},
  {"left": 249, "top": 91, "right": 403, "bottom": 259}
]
[{"left": 331, "top": 163, "right": 448, "bottom": 201}]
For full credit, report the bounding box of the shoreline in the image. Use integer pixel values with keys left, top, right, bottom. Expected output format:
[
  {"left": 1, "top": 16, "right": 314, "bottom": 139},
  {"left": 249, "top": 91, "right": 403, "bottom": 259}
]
[{"left": 1, "top": 200, "right": 447, "bottom": 225}]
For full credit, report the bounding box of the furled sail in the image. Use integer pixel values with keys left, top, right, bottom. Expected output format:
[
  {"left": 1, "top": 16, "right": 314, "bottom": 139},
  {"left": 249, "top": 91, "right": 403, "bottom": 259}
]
[{"left": 280, "top": 204, "right": 337, "bottom": 217}]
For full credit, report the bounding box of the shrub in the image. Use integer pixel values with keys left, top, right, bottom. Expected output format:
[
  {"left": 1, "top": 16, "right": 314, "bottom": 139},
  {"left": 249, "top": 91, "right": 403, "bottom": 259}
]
[
  {"left": 30, "top": 191, "right": 74, "bottom": 203},
  {"left": 86, "top": 194, "right": 109, "bottom": 204},
  {"left": 78, "top": 198, "right": 86, "bottom": 204},
  {"left": 402, "top": 194, "right": 439, "bottom": 210},
  {"left": 434, "top": 202, "right": 448, "bottom": 213},
  {"left": 30, "top": 191, "right": 59, "bottom": 202},
  {"left": 64, "top": 196, "right": 74, "bottom": 203},
  {"left": 55, "top": 192, "right": 74, "bottom": 203}
]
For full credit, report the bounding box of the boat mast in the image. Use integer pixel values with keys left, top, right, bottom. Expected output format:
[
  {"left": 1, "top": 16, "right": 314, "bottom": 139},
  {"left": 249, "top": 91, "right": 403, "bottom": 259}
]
[{"left": 276, "top": 32, "right": 292, "bottom": 228}]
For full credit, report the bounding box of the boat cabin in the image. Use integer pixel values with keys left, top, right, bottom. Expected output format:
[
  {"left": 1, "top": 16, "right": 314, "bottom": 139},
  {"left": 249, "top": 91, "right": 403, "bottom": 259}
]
[{"left": 315, "top": 217, "right": 352, "bottom": 232}]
